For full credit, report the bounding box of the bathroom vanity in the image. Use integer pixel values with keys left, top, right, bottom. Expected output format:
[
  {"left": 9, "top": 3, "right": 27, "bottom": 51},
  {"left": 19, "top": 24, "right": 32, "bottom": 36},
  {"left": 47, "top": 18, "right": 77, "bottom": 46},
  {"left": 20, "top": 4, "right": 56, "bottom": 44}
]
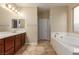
[{"left": 0, "top": 32, "right": 26, "bottom": 55}]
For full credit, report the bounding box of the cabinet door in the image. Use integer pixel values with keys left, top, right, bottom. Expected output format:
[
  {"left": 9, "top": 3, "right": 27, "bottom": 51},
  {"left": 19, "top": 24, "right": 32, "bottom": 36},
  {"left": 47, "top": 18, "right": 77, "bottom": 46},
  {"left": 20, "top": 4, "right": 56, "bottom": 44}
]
[
  {"left": 15, "top": 34, "right": 21, "bottom": 52},
  {"left": 21, "top": 33, "right": 26, "bottom": 46},
  {"left": 0, "top": 40, "right": 4, "bottom": 55},
  {"left": 4, "top": 36, "right": 14, "bottom": 55}
]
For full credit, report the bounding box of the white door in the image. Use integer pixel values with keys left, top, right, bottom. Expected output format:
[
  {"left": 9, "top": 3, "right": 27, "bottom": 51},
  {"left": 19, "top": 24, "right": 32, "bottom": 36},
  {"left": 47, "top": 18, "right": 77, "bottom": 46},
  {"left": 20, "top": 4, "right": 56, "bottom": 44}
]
[{"left": 38, "top": 18, "right": 49, "bottom": 40}]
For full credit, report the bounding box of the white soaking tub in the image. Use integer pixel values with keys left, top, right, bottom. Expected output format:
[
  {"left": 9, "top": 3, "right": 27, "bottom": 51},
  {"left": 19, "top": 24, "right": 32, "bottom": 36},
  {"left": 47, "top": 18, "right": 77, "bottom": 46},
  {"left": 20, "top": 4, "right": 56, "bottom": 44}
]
[{"left": 51, "top": 32, "right": 79, "bottom": 55}]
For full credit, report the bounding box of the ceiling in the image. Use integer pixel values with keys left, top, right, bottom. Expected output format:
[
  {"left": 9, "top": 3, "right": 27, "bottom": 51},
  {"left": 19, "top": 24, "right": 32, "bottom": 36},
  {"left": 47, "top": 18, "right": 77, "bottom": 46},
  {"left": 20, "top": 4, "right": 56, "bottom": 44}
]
[{"left": 15, "top": 3, "right": 78, "bottom": 11}]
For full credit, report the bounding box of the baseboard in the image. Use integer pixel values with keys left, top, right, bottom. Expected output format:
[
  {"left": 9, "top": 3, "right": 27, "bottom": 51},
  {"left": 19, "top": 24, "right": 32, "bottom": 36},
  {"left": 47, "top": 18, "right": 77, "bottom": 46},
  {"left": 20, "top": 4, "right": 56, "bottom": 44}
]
[
  {"left": 25, "top": 42, "right": 37, "bottom": 46},
  {"left": 39, "top": 39, "right": 50, "bottom": 41}
]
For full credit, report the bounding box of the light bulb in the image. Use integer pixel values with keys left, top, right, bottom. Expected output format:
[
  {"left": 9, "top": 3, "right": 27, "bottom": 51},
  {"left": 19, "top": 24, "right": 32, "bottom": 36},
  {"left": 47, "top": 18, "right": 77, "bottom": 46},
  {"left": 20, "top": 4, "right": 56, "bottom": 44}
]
[
  {"left": 8, "top": 4, "right": 12, "bottom": 9},
  {"left": 12, "top": 7, "right": 15, "bottom": 11},
  {"left": 17, "top": 12, "right": 20, "bottom": 14},
  {"left": 20, "top": 13, "right": 23, "bottom": 16},
  {"left": 15, "top": 10, "right": 17, "bottom": 12}
]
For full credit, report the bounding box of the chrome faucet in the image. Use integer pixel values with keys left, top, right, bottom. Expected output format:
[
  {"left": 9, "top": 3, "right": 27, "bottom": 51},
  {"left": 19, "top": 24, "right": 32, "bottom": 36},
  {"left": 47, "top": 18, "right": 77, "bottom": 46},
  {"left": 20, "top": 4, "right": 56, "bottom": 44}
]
[{"left": 54, "top": 33, "right": 59, "bottom": 37}]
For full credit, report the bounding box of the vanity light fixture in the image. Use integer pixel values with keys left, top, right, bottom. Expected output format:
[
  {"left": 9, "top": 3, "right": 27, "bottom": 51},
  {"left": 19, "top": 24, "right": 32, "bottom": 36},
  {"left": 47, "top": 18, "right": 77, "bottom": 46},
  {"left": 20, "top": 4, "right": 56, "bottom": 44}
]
[{"left": 4, "top": 4, "right": 23, "bottom": 16}]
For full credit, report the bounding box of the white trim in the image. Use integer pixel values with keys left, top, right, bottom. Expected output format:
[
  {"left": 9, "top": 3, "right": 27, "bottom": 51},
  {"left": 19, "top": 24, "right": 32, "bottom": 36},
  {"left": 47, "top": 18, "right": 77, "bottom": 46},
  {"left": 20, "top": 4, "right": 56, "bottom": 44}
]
[{"left": 25, "top": 42, "right": 37, "bottom": 46}]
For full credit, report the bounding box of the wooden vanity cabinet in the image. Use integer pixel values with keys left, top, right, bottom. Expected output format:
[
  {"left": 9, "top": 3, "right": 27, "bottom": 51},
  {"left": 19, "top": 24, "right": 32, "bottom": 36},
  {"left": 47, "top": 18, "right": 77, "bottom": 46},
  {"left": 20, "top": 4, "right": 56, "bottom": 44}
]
[
  {"left": 0, "top": 40, "right": 4, "bottom": 55},
  {"left": 4, "top": 36, "right": 15, "bottom": 55},
  {"left": 0, "top": 32, "right": 26, "bottom": 55}
]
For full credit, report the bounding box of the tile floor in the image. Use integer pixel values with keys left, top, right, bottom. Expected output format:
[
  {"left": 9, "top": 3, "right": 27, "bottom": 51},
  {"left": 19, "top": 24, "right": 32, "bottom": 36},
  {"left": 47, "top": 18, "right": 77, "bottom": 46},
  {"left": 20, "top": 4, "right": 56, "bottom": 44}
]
[{"left": 15, "top": 40, "right": 56, "bottom": 55}]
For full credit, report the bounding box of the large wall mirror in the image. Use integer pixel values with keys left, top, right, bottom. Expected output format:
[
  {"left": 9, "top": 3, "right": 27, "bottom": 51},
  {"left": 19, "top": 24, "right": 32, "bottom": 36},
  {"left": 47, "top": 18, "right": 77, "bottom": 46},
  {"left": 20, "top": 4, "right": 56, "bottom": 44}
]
[
  {"left": 73, "top": 6, "right": 79, "bottom": 32},
  {"left": 12, "top": 19, "right": 25, "bottom": 28}
]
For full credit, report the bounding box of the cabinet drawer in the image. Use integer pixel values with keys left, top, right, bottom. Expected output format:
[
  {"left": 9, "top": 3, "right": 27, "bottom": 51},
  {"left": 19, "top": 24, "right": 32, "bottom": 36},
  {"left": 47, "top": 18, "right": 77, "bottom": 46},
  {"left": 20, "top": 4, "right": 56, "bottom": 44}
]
[{"left": 16, "top": 34, "right": 21, "bottom": 39}]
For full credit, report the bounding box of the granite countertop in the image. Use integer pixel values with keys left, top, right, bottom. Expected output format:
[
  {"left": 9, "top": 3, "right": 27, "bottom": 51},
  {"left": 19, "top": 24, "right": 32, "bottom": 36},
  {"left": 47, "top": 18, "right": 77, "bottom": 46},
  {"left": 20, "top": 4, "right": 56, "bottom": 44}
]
[{"left": 0, "top": 31, "right": 26, "bottom": 39}]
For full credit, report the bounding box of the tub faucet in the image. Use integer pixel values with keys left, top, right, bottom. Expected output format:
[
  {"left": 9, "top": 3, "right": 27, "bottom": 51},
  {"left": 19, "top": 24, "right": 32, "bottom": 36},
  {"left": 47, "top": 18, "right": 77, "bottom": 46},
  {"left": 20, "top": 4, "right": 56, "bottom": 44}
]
[
  {"left": 56, "top": 33, "right": 59, "bottom": 35},
  {"left": 54, "top": 33, "right": 59, "bottom": 37},
  {"left": 60, "top": 36, "right": 63, "bottom": 38}
]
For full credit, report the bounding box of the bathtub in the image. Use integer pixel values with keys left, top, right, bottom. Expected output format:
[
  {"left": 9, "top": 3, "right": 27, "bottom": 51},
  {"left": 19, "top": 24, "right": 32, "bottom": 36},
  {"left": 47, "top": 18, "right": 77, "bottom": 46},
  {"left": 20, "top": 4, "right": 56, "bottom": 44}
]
[{"left": 51, "top": 32, "right": 79, "bottom": 55}]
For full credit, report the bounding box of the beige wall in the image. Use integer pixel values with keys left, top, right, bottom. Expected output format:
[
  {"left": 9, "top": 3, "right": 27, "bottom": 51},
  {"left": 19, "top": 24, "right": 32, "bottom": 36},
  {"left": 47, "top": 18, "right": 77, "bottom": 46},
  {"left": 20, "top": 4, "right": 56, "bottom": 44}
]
[
  {"left": 38, "top": 10, "right": 49, "bottom": 19},
  {"left": 20, "top": 7, "right": 38, "bottom": 45},
  {"left": 50, "top": 6, "right": 68, "bottom": 32},
  {"left": 50, "top": 4, "right": 79, "bottom": 33}
]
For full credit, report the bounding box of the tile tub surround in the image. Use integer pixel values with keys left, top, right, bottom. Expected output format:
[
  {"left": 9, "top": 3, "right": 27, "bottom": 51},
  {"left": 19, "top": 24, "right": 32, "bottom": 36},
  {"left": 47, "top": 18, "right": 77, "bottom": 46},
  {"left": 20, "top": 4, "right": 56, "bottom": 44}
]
[{"left": 15, "top": 40, "right": 56, "bottom": 55}]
